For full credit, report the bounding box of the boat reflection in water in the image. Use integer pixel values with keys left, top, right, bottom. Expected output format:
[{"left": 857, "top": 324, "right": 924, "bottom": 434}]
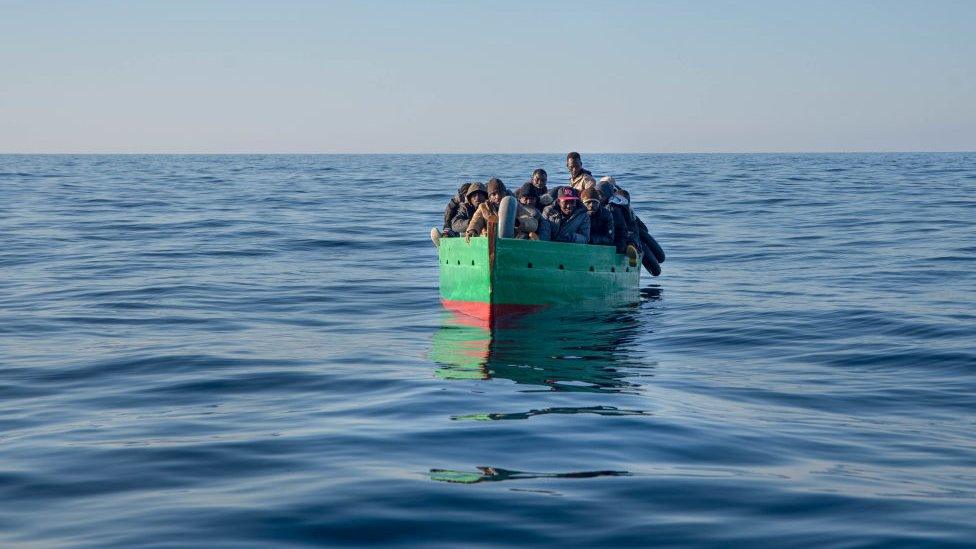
[
  {"left": 427, "top": 303, "right": 657, "bottom": 484},
  {"left": 429, "top": 303, "right": 655, "bottom": 395}
]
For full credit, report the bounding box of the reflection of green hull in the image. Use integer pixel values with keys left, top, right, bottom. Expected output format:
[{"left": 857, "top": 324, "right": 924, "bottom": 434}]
[
  {"left": 429, "top": 309, "right": 650, "bottom": 392},
  {"left": 438, "top": 233, "right": 639, "bottom": 321}
]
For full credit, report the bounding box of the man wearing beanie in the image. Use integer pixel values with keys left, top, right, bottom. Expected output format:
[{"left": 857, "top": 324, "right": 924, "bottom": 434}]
[
  {"left": 542, "top": 186, "right": 590, "bottom": 244},
  {"left": 580, "top": 187, "right": 615, "bottom": 246}
]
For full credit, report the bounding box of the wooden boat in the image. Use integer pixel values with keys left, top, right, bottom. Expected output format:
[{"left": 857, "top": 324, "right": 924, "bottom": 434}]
[{"left": 438, "top": 224, "right": 640, "bottom": 323}]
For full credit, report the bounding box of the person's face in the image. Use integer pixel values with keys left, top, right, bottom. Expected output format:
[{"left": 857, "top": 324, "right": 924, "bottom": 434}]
[
  {"left": 532, "top": 173, "right": 547, "bottom": 187},
  {"left": 584, "top": 199, "right": 600, "bottom": 213},
  {"left": 488, "top": 190, "right": 502, "bottom": 204},
  {"left": 567, "top": 157, "right": 582, "bottom": 175},
  {"left": 470, "top": 193, "right": 486, "bottom": 206},
  {"left": 518, "top": 194, "right": 536, "bottom": 207},
  {"left": 559, "top": 199, "right": 575, "bottom": 215}
]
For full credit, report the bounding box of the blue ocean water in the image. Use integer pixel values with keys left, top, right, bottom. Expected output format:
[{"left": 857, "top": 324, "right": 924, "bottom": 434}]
[{"left": 1, "top": 153, "right": 975, "bottom": 547}]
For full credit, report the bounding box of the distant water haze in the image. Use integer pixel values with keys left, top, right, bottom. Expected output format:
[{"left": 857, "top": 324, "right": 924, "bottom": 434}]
[{"left": 1, "top": 1, "right": 974, "bottom": 153}]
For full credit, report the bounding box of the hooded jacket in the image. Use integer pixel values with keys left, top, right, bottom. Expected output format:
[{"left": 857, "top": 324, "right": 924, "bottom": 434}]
[
  {"left": 466, "top": 179, "right": 511, "bottom": 237},
  {"left": 442, "top": 183, "right": 470, "bottom": 231},
  {"left": 542, "top": 203, "right": 590, "bottom": 244},
  {"left": 451, "top": 201, "right": 479, "bottom": 234},
  {"left": 450, "top": 183, "right": 488, "bottom": 234}
]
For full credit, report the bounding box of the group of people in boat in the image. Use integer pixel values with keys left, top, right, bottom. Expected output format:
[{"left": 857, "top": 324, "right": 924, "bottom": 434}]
[{"left": 433, "top": 152, "right": 665, "bottom": 275}]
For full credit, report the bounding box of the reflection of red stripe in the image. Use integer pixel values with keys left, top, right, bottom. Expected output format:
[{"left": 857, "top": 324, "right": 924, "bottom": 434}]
[{"left": 441, "top": 299, "right": 543, "bottom": 326}]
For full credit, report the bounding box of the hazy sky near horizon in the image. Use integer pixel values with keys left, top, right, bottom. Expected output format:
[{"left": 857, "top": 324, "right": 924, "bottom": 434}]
[{"left": 1, "top": 0, "right": 974, "bottom": 153}]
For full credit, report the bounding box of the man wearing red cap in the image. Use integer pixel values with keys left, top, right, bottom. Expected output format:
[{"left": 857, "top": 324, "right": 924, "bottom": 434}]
[{"left": 541, "top": 187, "right": 590, "bottom": 244}]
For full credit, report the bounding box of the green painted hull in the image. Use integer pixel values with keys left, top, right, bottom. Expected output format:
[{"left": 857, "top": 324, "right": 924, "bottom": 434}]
[{"left": 438, "top": 234, "right": 639, "bottom": 321}]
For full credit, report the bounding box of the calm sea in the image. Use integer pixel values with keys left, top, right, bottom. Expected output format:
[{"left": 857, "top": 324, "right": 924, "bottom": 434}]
[{"left": 2, "top": 153, "right": 975, "bottom": 547}]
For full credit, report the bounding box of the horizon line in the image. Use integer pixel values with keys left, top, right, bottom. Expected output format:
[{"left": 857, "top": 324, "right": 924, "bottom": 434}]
[{"left": 2, "top": 150, "right": 974, "bottom": 156}]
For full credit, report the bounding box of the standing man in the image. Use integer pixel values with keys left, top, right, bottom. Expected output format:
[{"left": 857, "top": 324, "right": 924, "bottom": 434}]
[{"left": 566, "top": 151, "right": 597, "bottom": 191}]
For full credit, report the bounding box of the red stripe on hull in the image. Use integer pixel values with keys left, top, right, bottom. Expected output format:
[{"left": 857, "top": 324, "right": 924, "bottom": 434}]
[{"left": 441, "top": 299, "right": 544, "bottom": 328}]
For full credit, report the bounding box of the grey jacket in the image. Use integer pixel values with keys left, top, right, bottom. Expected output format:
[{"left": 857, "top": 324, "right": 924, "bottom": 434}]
[{"left": 542, "top": 204, "right": 590, "bottom": 244}]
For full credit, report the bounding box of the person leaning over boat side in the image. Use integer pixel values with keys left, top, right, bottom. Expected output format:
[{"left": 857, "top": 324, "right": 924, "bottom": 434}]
[
  {"left": 581, "top": 187, "right": 615, "bottom": 246},
  {"left": 566, "top": 151, "right": 597, "bottom": 191},
  {"left": 464, "top": 178, "right": 509, "bottom": 241},
  {"left": 599, "top": 177, "right": 637, "bottom": 253},
  {"left": 450, "top": 182, "right": 488, "bottom": 235},
  {"left": 514, "top": 182, "right": 550, "bottom": 240},
  {"left": 610, "top": 178, "right": 665, "bottom": 264},
  {"left": 542, "top": 187, "right": 590, "bottom": 244},
  {"left": 441, "top": 182, "right": 471, "bottom": 237}
]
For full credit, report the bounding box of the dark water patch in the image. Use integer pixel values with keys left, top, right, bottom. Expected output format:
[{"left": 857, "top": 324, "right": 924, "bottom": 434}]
[
  {"left": 925, "top": 254, "right": 976, "bottom": 263},
  {"left": 796, "top": 349, "right": 976, "bottom": 373},
  {"left": 236, "top": 229, "right": 280, "bottom": 238},
  {"left": 208, "top": 248, "right": 278, "bottom": 258},
  {"left": 53, "top": 315, "right": 240, "bottom": 328},
  {"left": 36, "top": 354, "right": 307, "bottom": 383},
  {"left": 284, "top": 237, "right": 356, "bottom": 250},
  {"left": 146, "top": 371, "right": 335, "bottom": 396}
]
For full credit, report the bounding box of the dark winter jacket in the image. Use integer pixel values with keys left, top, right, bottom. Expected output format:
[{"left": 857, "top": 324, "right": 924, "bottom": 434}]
[
  {"left": 450, "top": 202, "right": 479, "bottom": 234},
  {"left": 542, "top": 204, "right": 590, "bottom": 244},
  {"left": 442, "top": 183, "right": 470, "bottom": 231},
  {"left": 587, "top": 207, "right": 615, "bottom": 246},
  {"left": 608, "top": 203, "right": 637, "bottom": 252}
]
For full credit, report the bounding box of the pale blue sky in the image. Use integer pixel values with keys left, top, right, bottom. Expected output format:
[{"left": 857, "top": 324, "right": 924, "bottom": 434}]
[{"left": 1, "top": 0, "right": 973, "bottom": 153}]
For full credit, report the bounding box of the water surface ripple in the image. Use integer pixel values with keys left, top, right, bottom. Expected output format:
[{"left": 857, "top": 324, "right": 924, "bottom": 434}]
[{"left": 2, "top": 153, "right": 975, "bottom": 547}]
